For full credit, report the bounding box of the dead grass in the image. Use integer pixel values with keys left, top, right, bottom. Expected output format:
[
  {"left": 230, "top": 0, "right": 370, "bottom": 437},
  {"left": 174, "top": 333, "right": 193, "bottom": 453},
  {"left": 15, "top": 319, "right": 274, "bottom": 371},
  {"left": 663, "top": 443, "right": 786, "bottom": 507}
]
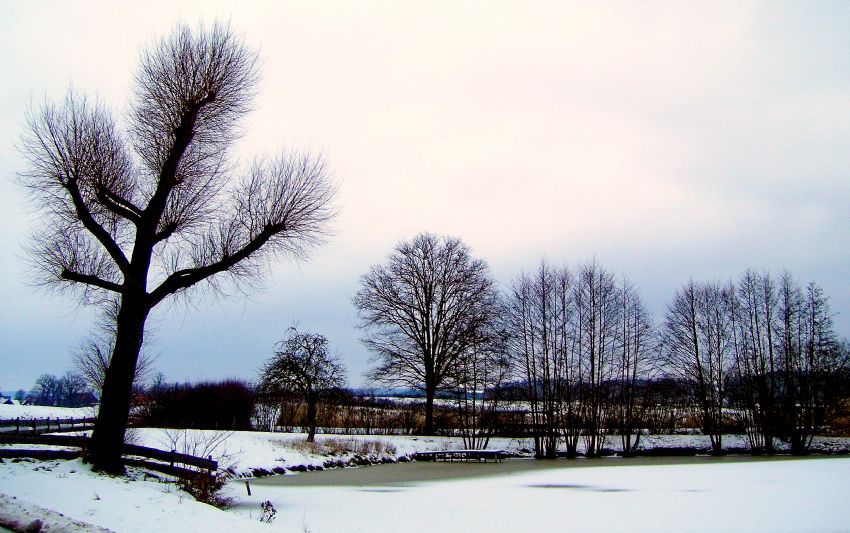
[{"left": 279, "top": 436, "right": 397, "bottom": 456}]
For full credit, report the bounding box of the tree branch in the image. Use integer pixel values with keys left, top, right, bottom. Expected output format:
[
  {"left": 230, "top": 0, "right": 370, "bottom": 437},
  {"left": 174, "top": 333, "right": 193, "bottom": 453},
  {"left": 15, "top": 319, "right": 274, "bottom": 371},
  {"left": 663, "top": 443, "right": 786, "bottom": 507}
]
[
  {"left": 95, "top": 185, "right": 142, "bottom": 224},
  {"left": 61, "top": 269, "right": 123, "bottom": 293},
  {"left": 147, "top": 222, "right": 281, "bottom": 307},
  {"left": 65, "top": 177, "right": 130, "bottom": 273}
]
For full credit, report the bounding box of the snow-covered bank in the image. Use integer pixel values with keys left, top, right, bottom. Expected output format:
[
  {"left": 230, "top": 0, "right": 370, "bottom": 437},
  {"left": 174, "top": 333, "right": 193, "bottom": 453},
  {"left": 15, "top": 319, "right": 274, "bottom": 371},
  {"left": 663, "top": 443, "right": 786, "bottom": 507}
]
[
  {"left": 121, "top": 429, "right": 850, "bottom": 478},
  {"left": 0, "top": 459, "right": 267, "bottom": 533},
  {"left": 124, "top": 429, "right": 537, "bottom": 477}
]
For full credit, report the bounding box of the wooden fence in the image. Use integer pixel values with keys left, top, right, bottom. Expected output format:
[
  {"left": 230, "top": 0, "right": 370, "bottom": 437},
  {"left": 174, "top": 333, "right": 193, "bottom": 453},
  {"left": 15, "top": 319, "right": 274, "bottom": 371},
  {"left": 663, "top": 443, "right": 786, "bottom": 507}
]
[
  {"left": 0, "top": 416, "right": 96, "bottom": 435},
  {"left": 0, "top": 432, "right": 217, "bottom": 481}
]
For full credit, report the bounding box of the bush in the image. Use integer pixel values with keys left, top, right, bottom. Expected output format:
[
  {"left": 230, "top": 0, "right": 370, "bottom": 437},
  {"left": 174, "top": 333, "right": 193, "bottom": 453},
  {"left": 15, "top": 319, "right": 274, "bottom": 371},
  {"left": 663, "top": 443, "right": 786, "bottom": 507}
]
[
  {"left": 141, "top": 380, "right": 256, "bottom": 430},
  {"left": 180, "top": 471, "right": 231, "bottom": 508}
]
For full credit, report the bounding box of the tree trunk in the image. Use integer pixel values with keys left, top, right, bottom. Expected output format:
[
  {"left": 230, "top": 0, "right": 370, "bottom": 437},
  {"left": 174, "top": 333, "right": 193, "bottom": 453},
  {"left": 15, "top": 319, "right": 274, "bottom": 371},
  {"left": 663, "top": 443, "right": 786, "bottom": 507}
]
[
  {"left": 306, "top": 400, "right": 318, "bottom": 443},
  {"left": 423, "top": 386, "right": 436, "bottom": 436},
  {"left": 85, "top": 297, "right": 147, "bottom": 473}
]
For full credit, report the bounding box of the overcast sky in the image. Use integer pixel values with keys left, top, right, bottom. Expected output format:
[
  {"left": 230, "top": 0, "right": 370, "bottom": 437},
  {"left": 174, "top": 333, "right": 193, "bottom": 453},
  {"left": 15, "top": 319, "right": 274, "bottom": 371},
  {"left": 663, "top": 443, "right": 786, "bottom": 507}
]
[{"left": 1, "top": 1, "right": 848, "bottom": 391}]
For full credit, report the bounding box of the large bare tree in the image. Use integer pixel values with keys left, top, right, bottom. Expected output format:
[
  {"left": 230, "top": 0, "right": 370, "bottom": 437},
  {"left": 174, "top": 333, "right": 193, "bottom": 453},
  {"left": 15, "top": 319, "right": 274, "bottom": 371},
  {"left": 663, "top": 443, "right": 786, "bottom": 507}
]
[
  {"left": 18, "top": 23, "right": 335, "bottom": 472},
  {"left": 353, "top": 233, "right": 498, "bottom": 435}
]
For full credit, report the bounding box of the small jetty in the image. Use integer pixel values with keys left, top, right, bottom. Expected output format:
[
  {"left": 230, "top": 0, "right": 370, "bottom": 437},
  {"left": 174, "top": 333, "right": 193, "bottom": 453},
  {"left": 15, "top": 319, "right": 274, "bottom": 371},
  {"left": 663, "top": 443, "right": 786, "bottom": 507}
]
[{"left": 412, "top": 450, "right": 506, "bottom": 463}]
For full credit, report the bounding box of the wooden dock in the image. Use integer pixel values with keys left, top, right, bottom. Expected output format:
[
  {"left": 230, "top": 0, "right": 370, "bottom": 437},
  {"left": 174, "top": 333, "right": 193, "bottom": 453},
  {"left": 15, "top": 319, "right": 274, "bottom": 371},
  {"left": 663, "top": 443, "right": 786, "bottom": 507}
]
[{"left": 412, "top": 450, "right": 506, "bottom": 463}]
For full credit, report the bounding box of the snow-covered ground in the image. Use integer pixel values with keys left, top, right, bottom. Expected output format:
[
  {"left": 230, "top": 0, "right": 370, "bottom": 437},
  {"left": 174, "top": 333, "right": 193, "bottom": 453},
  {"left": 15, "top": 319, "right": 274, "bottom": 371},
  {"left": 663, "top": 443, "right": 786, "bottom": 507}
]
[
  {"left": 2, "top": 407, "right": 849, "bottom": 532},
  {"left": 0, "top": 458, "right": 267, "bottom": 532}
]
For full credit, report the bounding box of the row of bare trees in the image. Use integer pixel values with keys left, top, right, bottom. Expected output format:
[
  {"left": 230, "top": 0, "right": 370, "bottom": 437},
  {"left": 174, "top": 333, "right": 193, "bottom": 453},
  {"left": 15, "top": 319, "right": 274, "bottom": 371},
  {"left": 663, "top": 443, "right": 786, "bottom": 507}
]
[
  {"left": 663, "top": 271, "right": 848, "bottom": 454},
  {"left": 501, "top": 268, "right": 848, "bottom": 456},
  {"left": 355, "top": 234, "right": 848, "bottom": 456},
  {"left": 501, "top": 261, "right": 654, "bottom": 457}
]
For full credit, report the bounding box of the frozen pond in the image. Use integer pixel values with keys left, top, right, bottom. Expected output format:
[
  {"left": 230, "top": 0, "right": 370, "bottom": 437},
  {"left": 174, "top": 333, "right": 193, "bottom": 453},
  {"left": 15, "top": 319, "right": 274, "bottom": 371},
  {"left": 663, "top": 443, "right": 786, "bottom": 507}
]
[
  {"left": 231, "top": 456, "right": 850, "bottom": 532},
  {"left": 248, "top": 454, "right": 802, "bottom": 487}
]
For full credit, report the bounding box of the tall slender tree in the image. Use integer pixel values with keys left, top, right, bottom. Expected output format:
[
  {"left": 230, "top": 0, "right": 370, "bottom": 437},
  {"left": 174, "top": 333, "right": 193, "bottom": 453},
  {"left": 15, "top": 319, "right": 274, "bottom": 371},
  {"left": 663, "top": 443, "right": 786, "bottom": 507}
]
[
  {"left": 573, "top": 261, "right": 620, "bottom": 456},
  {"left": 661, "top": 280, "right": 734, "bottom": 453},
  {"left": 503, "top": 262, "right": 572, "bottom": 458},
  {"left": 613, "top": 280, "right": 654, "bottom": 455}
]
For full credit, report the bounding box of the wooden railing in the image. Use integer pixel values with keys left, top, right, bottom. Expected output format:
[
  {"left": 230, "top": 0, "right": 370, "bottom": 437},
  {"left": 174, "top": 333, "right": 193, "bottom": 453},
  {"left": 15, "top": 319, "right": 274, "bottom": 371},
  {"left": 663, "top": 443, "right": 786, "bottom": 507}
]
[
  {"left": 412, "top": 449, "right": 506, "bottom": 462},
  {"left": 0, "top": 417, "right": 96, "bottom": 434},
  {"left": 0, "top": 433, "right": 217, "bottom": 480}
]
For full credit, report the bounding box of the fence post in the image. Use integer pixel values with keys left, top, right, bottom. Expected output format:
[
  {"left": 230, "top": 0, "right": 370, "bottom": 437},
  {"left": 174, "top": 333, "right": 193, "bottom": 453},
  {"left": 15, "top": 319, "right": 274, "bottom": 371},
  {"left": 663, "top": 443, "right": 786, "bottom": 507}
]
[
  {"left": 170, "top": 449, "right": 176, "bottom": 469},
  {"left": 16, "top": 417, "right": 20, "bottom": 433}
]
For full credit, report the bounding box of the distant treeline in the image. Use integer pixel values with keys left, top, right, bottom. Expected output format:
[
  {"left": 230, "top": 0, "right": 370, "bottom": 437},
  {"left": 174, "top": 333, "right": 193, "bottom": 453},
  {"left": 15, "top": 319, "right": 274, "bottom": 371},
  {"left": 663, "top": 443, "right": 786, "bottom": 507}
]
[
  {"left": 20, "top": 263, "right": 848, "bottom": 460},
  {"left": 20, "top": 372, "right": 97, "bottom": 408}
]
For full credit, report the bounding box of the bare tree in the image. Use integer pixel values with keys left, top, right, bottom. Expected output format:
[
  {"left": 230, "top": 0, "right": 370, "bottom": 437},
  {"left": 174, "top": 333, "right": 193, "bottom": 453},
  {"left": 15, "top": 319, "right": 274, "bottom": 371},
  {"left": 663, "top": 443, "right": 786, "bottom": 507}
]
[
  {"left": 451, "top": 332, "right": 511, "bottom": 450},
  {"left": 731, "top": 271, "right": 780, "bottom": 453},
  {"left": 28, "top": 374, "right": 63, "bottom": 406},
  {"left": 661, "top": 280, "right": 734, "bottom": 453},
  {"left": 573, "top": 261, "right": 620, "bottom": 457},
  {"left": 612, "top": 280, "right": 654, "bottom": 456},
  {"left": 503, "top": 262, "right": 571, "bottom": 458},
  {"left": 28, "top": 372, "right": 94, "bottom": 407},
  {"left": 259, "top": 328, "right": 346, "bottom": 442},
  {"left": 17, "top": 22, "right": 335, "bottom": 472},
  {"left": 353, "top": 233, "right": 499, "bottom": 435},
  {"left": 758, "top": 274, "right": 842, "bottom": 453}
]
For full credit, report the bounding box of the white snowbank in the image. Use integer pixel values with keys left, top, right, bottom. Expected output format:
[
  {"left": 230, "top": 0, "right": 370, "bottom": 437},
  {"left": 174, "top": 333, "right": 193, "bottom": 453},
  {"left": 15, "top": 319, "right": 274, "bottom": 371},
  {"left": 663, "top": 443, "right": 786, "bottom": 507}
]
[
  {"left": 0, "top": 492, "right": 112, "bottom": 532},
  {"left": 0, "top": 458, "right": 267, "bottom": 533},
  {"left": 124, "top": 428, "right": 537, "bottom": 476}
]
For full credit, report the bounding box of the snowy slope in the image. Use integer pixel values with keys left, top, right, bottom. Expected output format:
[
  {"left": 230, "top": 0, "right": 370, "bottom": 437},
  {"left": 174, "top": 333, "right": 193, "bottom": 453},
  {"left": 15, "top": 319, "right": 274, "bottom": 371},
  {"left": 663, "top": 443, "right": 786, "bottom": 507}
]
[{"left": 0, "top": 459, "right": 268, "bottom": 533}]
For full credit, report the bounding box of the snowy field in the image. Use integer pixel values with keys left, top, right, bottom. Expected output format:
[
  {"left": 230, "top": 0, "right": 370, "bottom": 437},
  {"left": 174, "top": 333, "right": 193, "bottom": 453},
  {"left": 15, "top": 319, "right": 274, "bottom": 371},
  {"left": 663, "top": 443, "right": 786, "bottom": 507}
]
[{"left": 0, "top": 404, "right": 95, "bottom": 420}]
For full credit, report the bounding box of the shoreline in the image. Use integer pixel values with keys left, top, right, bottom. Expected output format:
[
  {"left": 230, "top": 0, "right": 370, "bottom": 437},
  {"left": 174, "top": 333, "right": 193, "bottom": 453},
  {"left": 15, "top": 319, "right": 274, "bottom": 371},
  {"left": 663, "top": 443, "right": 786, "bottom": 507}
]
[{"left": 246, "top": 453, "right": 840, "bottom": 488}]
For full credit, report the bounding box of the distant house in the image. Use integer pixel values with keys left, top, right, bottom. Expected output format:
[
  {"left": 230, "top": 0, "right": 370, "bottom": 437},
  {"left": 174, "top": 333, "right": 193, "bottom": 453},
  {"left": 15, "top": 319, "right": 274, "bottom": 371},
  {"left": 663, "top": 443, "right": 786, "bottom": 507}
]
[{"left": 1, "top": 396, "right": 21, "bottom": 406}]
